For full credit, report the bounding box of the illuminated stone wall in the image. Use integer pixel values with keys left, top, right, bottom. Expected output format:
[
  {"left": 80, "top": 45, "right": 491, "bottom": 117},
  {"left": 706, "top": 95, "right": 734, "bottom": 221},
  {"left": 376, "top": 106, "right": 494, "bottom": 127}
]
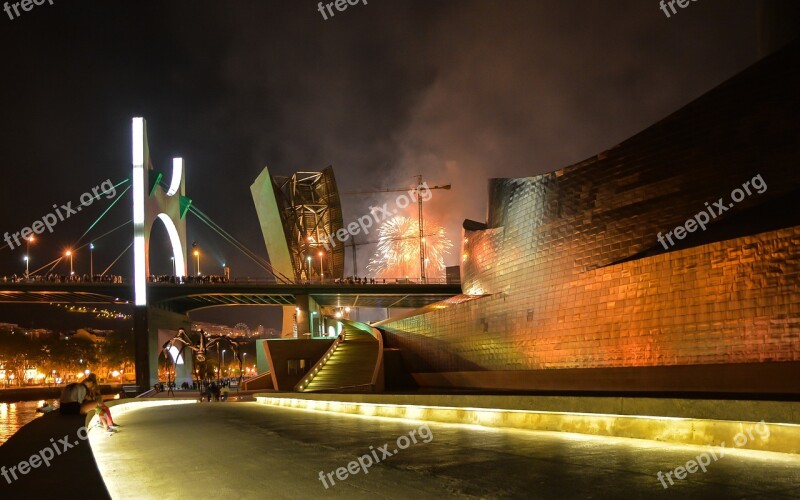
[{"left": 379, "top": 40, "right": 800, "bottom": 392}]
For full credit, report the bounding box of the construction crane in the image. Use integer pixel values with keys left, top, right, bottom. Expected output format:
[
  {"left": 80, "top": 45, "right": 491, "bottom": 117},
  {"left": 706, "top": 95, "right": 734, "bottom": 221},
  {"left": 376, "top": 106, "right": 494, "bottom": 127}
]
[{"left": 342, "top": 175, "right": 451, "bottom": 281}]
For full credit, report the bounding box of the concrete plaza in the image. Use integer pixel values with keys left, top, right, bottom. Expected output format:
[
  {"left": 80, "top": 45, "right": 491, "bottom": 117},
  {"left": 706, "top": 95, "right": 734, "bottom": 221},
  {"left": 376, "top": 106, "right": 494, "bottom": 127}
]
[{"left": 88, "top": 401, "right": 800, "bottom": 499}]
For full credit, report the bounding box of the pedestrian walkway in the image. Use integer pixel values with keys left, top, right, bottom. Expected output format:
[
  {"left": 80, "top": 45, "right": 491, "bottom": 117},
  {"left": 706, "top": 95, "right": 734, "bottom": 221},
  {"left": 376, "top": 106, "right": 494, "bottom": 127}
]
[{"left": 88, "top": 401, "right": 800, "bottom": 499}]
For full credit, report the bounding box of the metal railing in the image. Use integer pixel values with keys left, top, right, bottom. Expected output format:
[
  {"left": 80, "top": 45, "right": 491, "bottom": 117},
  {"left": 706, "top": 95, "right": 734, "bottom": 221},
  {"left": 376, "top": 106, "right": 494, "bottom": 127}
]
[{"left": 3, "top": 276, "right": 460, "bottom": 286}]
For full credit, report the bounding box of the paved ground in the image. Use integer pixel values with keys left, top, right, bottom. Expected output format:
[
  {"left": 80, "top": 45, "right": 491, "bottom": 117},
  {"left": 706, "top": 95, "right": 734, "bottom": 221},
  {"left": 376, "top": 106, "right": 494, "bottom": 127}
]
[{"left": 87, "top": 401, "right": 800, "bottom": 499}]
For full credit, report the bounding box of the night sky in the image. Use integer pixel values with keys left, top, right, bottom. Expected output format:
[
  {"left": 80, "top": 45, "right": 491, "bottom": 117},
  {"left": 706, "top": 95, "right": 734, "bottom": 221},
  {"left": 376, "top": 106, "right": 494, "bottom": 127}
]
[{"left": 0, "top": 0, "right": 794, "bottom": 327}]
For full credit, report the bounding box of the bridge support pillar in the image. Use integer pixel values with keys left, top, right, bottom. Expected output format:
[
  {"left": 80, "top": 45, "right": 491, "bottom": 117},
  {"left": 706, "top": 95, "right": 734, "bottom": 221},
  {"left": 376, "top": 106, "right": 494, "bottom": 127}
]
[
  {"left": 134, "top": 307, "right": 151, "bottom": 391},
  {"left": 288, "top": 295, "right": 324, "bottom": 338},
  {"left": 281, "top": 305, "right": 296, "bottom": 338},
  {"left": 294, "top": 295, "right": 310, "bottom": 338},
  {"left": 134, "top": 306, "right": 192, "bottom": 392}
]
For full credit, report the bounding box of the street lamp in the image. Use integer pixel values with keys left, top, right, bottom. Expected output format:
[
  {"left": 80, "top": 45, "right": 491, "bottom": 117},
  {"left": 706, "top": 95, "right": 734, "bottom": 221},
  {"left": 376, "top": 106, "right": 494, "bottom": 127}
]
[
  {"left": 222, "top": 349, "right": 226, "bottom": 375},
  {"left": 318, "top": 251, "right": 324, "bottom": 283},
  {"left": 194, "top": 250, "right": 200, "bottom": 276},
  {"left": 306, "top": 255, "right": 312, "bottom": 281},
  {"left": 25, "top": 236, "right": 34, "bottom": 279},
  {"left": 65, "top": 250, "right": 73, "bottom": 276},
  {"left": 216, "top": 347, "right": 221, "bottom": 385},
  {"left": 89, "top": 243, "right": 94, "bottom": 280},
  {"left": 170, "top": 256, "right": 176, "bottom": 276}
]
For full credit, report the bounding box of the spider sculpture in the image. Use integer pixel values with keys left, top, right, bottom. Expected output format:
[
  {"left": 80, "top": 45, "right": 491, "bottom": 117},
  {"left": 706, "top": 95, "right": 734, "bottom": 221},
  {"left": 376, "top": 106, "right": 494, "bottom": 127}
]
[{"left": 161, "top": 328, "right": 243, "bottom": 391}]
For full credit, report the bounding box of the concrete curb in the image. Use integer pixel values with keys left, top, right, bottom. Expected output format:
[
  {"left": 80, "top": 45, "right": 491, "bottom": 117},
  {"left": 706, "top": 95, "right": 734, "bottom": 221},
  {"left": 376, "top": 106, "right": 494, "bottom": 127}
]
[{"left": 254, "top": 393, "right": 800, "bottom": 455}]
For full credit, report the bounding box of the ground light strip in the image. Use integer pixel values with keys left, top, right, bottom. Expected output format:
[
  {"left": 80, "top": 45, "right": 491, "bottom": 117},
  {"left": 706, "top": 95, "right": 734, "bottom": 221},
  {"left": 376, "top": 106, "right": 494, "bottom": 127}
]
[{"left": 254, "top": 396, "right": 800, "bottom": 455}]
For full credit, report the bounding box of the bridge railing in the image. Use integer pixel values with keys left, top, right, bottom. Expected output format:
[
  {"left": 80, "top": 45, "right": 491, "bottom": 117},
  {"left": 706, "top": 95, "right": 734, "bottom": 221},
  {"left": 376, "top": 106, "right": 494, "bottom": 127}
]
[
  {"left": 2, "top": 275, "right": 125, "bottom": 284},
  {"left": 4, "top": 276, "right": 460, "bottom": 286},
  {"left": 149, "top": 276, "right": 461, "bottom": 285}
]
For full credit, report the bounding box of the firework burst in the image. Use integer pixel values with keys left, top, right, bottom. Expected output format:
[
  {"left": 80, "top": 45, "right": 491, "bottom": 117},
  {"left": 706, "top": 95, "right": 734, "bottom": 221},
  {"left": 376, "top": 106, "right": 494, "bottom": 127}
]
[{"left": 368, "top": 216, "right": 452, "bottom": 279}]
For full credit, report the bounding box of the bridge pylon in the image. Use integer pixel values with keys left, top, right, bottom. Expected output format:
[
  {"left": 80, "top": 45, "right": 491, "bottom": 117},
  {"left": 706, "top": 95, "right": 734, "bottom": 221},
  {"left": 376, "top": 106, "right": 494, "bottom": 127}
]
[{"left": 132, "top": 117, "right": 193, "bottom": 391}]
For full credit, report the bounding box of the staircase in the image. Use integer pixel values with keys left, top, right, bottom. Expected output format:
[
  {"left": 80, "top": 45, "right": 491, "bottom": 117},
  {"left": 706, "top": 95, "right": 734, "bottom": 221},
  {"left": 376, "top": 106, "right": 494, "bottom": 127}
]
[{"left": 297, "top": 321, "right": 382, "bottom": 392}]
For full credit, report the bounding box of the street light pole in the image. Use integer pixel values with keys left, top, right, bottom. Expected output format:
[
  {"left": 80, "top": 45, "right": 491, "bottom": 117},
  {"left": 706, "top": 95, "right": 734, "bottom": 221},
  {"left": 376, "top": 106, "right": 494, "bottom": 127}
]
[
  {"left": 194, "top": 250, "right": 200, "bottom": 276},
  {"left": 222, "top": 349, "right": 226, "bottom": 377},
  {"left": 306, "top": 255, "right": 311, "bottom": 281},
  {"left": 25, "top": 236, "right": 34, "bottom": 279},
  {"left": 89, "top": 243, "right": 94, "bottom": 280},
  {"left": 66, "top": 250, "right": 73, "bottom": 276},
  {"left": 170, "top": 256, "right": 176, "bottom": 276},
  {"left": 318, "top": 251, "right": 324, "bottom": 283}
]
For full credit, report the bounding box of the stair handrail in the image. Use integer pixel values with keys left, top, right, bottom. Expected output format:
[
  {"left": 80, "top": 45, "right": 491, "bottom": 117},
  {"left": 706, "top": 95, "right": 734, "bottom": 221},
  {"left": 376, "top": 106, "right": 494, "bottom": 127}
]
[
  {"left": 367, "top": 326, "right": 384, "bottom": 391},
  {"left": 339, "top": 319, "right": 384, "bottom": 392},
  {"left": 294, "top": 331, "right": 344, "bottom": 392}
]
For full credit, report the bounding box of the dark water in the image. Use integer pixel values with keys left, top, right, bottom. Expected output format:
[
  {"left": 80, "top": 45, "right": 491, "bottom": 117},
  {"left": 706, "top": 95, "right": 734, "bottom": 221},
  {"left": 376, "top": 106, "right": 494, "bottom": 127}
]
[{"left": 0, "top": 399, "right": 58, "bottom": 445}]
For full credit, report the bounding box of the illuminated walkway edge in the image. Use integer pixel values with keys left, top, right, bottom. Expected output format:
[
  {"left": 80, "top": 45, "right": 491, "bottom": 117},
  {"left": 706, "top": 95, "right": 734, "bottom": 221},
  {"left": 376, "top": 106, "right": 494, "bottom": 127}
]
[
  {"left": 85, "top": 398, "right": 197, "bottom": 442},
  {"left": 84, "top": 398, "right": 198, "bottom": 428},
  {"left": 254, "top": 394, "right": 800, "bottom": 454}
]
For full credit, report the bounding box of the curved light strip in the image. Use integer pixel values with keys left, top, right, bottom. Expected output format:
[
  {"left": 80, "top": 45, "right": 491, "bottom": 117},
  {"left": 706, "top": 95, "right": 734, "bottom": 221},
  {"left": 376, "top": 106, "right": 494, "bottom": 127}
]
[
  {"left": 157, "top": 213, "right": 186, "bottom": 277},
  {"left": 166, "top": 158, "right": 183, "bottom": 196},
  {"left": 132, "top": 118, "right": 147, "bottom": 306}
]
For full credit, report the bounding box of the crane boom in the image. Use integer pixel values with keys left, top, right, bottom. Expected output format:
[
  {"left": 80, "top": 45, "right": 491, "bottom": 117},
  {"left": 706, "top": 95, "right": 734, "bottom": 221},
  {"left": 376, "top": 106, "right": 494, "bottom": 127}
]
[{"left": 341, "top": 184, "right": 451, "bottom": 195}]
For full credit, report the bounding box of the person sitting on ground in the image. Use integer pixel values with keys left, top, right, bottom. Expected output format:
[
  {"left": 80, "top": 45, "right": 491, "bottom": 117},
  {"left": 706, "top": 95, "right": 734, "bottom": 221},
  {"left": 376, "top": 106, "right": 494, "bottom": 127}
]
[
  {"left": 84, "top": 373, "right": 120, "bottom": 432},
  {"left": 59, "top": 377, "right": 96, "bottom": 415},
  {"left": 59, "top": 373, "right": 117, "bottom": 435},
  {"left": 93, "top": 401, "right": 117, "bottom": 433}
]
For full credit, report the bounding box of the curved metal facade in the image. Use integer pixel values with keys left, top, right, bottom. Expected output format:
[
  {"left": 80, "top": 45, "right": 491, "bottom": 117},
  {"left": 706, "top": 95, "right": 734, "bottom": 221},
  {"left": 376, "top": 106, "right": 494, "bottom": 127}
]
[{"left": 380, "top": 40, "right": 800, "bottom": 394}]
